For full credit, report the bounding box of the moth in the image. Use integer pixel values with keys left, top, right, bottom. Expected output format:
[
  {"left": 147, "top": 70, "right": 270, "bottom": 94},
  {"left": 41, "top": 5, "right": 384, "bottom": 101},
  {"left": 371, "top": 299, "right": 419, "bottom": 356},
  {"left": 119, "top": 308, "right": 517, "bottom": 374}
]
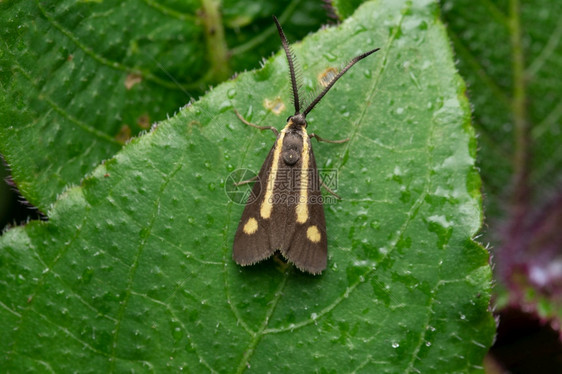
[{"left": 233, "top": 16, "right": 379, "bottom": 274}]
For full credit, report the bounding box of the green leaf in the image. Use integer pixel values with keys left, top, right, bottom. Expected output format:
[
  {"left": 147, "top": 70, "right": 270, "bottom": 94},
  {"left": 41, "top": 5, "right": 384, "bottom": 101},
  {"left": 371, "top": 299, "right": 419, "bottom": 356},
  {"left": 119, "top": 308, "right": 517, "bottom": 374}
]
[
  {"left": 0, "top": 0, "right": 325, "bottom": 211},
  {"left": 442, "top": 0, "right": 562, "bottom": 217},
  {"left": 224, "top": 0, "right": 328, "bottom": 72},
  {"left": 331, "top": 0, "right": 367, "bottom": 19},
  {"left": 442, "top": 1, "right": 562, "bottom": 324},
  {"left": 0, "top": 1, "right": 494, "bottom": 372}
]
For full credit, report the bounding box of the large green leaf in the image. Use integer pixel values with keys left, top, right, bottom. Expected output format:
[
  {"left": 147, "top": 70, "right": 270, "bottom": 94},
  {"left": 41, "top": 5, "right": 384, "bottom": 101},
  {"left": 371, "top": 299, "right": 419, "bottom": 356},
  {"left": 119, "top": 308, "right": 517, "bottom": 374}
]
[
  {"left": 442, "top": 1, "right": 562, "bottom": 326},
  {"left": 0, "top": 0, "right": 326, "bottom": 211},
  {"left": 0, "top": 1, "right": 494, "bottom": 371}
]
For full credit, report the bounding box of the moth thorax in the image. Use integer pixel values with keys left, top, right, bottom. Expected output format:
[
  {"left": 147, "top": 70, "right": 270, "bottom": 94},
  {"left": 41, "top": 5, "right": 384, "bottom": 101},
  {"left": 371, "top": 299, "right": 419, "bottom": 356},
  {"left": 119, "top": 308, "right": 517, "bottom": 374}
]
[
  {"left": 283, "top": 148, "right": 300, "bottom": 165},
  {"left": 282, "top": 133, "right": 303, "bottom": 166}
]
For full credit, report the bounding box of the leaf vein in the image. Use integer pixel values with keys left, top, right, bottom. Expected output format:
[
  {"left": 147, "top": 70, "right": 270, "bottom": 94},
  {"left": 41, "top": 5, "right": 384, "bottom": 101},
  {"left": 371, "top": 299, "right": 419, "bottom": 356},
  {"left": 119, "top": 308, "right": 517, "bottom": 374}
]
[
  {"left": 527, "top": 16, "right": 562, "bottom": 76},
  {"left": 130, "top": 291, "right": 218, "bottom": 373},
  {"left": 109, "top": 162, "right": 183, "bottom": 372},
  {"left": 5, "top": 211, "right": 91, "bottom": 364},
  {"left": 34, "top": 0, "right": 197, "bottom": 91},
  {"left": 235, "top": 269, "right": 290, "bottom": 373},
  {"left": 12, "top": 63, "right": 121, "bottom": 145}
]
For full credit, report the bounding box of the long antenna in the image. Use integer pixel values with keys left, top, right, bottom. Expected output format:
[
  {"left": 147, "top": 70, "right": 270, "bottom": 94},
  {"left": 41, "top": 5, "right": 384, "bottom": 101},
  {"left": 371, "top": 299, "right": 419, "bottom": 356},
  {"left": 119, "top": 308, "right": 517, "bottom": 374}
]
[
  {"left": 302, "top": 47, "right": 380, "bottom": 116},
  {"left": 273, "top": 16, "right": 301, "bottom": 114}
]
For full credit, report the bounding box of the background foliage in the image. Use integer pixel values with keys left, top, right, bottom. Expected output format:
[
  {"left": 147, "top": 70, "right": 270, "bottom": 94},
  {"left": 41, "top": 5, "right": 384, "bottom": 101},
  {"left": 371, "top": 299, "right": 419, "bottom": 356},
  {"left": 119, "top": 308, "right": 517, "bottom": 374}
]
[{"left": 442, "top": 0, "right": 562, "bottom": 341}]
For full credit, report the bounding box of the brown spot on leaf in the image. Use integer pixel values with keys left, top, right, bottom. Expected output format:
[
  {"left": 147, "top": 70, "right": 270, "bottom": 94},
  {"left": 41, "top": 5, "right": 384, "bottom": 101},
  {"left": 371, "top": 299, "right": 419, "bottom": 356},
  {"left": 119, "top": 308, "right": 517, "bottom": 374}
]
[
  {"left": 115, "top": 125, "right": 132, "bottom": 143},
  {"left": 137, "top": 113, "right": 150, "bottom": 129},
  {"left": 264, "top": 97, "right": 285, "bottom": 115},
  {"left": 318, "top": 67, "right": 338, "bottom": 87},
  {"left": 125, "top": 73, "right": 142, "bottom": 90}
]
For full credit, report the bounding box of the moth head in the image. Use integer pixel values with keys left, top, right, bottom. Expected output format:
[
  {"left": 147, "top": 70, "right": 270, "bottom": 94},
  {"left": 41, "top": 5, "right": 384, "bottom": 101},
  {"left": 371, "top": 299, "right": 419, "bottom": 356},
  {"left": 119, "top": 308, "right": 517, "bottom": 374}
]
[{"left": 288, "top": 113, "right": 307, "bottom": 129}]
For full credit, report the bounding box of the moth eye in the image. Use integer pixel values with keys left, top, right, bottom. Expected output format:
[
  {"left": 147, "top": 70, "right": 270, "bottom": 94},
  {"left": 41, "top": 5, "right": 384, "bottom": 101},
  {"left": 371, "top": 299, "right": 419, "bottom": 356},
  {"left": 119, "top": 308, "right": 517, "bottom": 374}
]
[{"left": 283, "top": 149, "right": 300, "bottom": 165}]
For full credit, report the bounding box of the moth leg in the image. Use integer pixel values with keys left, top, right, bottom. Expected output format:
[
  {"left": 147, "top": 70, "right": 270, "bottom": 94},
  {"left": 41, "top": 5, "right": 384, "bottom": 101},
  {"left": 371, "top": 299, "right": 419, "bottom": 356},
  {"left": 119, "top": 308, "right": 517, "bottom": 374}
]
[
  {"left": 234, "top": 109, "right": 279, "bottom": 136},
  {"left": 309, "top": 133, "right": 349, "bottom": 144},
  {"left": 234, "top": 175, "right": 258, "bottom": 187},
  {"left": 320, "top": 179, "right": 342, "bottom": 200}
]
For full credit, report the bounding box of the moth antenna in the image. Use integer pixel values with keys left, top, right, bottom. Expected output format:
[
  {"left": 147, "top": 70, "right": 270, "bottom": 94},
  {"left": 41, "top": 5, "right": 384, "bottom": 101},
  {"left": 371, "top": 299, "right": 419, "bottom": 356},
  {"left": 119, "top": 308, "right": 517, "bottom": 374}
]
[
  {"left": 303, "top": 87, "right": 322, "bottom": 111},
  {"left": 294, "top": 68, "right": 305, "bottom": 110},
  {"left": 302, "top": 47, "right": 380, "bottom": 117},
  {"left": 273, "top": 16, "right": 302, "bottom": 114},
  {"left": 289, "top": 62, "right": 305, "bottom": 110}
]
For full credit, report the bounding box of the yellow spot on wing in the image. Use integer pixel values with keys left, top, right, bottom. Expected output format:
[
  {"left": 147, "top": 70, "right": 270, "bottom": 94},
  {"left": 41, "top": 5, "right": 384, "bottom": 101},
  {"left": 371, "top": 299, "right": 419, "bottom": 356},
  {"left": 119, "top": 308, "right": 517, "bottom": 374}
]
[
  {"left": 296, "top": 127, "right": 309, "bottom": 224},
  {"left": 243, "top": 217, "right": 258, "bottom": 235},
  {"left": 306, "top": 225, "right": 321, "bottom": 243}
]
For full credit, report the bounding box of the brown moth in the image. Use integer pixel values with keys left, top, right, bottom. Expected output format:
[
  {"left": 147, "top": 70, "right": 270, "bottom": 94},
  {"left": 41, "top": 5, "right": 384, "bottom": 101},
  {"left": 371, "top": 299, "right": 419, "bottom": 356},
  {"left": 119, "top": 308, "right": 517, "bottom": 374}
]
[{"left": 233, "top": 16, "right": 379, "bottom": 274}]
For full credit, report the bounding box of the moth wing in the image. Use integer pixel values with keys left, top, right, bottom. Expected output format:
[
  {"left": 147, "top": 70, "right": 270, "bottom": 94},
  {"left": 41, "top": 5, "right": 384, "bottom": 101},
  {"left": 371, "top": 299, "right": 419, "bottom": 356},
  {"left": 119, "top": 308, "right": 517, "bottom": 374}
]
[
  {"left": 232, "top": 144, "right": 276, "bottom": 266},
  {"left": 279, "top": 145, "right": 327, "bottom": 274}
]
